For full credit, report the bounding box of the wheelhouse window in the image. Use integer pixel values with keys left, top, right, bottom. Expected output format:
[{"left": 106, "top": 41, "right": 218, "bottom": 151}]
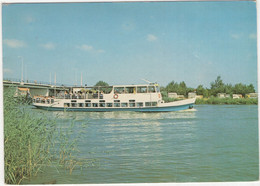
[
  {"left": 137, "top": 86, "right": 147, "bottom": 93},
  {"left": 125, "top": 87, "right": 135, "bottom": 94},
  {"left": 114, "top": 87, "right": 125, "bottom": 94},
  {"left": 148, "top": 86, "right": 156, "bottom": 93}
]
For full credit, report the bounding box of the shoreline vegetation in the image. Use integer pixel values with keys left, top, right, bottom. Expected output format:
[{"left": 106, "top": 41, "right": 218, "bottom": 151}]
[
  {"left": 160, "top": 76, "right": 257, "bottom": 105},
  {"left": 4, "top": 88, "right": 90, "bottom": 184}
]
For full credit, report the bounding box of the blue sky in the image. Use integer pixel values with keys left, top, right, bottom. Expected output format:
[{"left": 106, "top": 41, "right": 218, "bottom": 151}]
[{"left": 2, "top": 1, "right": 257, "bottom": 88}]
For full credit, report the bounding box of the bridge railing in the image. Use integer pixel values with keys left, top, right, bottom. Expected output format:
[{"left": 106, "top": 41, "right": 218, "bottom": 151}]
[{"left": 3, "top": 77, "right": 73, "bottom": 87}]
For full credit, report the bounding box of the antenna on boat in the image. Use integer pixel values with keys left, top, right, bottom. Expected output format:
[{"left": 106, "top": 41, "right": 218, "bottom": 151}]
[{"left": 141, "top": 79, "right": 152, "bottom": 84}]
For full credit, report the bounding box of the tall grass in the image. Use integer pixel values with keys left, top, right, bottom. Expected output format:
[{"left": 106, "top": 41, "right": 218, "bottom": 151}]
[{"left": 4, "top": 87, "right": 86, "bottom": 184}]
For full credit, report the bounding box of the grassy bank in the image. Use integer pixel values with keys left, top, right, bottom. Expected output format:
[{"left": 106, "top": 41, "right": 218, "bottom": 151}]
[
  {"left": 195, "top": 97, "right": 258, "bottom": 105},
  {"left": 4, "top": 88, "right": 83, "bottom": 184}
]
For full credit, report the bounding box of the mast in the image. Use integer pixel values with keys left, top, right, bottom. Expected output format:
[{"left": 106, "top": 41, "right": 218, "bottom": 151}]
[
  {"left": 54, "top": 72, "right": 56, "bottom": 97},
  {"left": 81, "top": 72, "right": 83, "bottom": 87}
]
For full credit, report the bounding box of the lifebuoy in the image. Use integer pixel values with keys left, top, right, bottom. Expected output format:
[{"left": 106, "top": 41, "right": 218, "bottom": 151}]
[{"left": 113, "top": 94, "right": 119, "bottom": 99}]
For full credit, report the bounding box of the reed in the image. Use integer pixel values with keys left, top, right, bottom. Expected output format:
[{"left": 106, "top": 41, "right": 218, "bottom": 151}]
[
  {"left": 4, "top": 87, "right": 86, "bottom": 184},
  {"left": 4, "top": 88, "right": 56, "bottom": 184}
]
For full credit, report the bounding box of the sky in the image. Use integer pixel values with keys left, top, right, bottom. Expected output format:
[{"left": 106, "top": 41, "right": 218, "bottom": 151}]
[{"left": 2, "top": 1, "right": 258, "bottom": 89}]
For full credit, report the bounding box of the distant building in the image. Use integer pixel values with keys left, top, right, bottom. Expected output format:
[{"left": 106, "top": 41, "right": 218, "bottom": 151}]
[
  {"left": 196, "top": 95, "right": 203, "bottom": 99},
  {"left": 168, "top": 92, "right": 178, "bottom": 99},
  {"left": 188, "top": 92, "right": 196, "bottom": 99},
  {"left": 246, "top": 93, "right": 258, "bottom": 99},
  {"left": 177, "top": 95, "right": 185, "bottom": 99},
  {"left": 225, "top": 94, "right": 230, "bottom": 98},
  {"left": 233, "top": 94, "right": 243, "bottom": 99},
  {"left": 217, "top": 93, "right": 226, "bottom": 98}
]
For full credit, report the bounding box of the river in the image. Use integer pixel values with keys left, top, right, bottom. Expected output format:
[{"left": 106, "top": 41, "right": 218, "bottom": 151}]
[{"left": 23, "top": 105, "right": 259, "bottom": 184}]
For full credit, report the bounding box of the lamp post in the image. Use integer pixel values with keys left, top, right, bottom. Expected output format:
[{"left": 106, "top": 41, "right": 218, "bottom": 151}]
[{"left": 18, "top": 56, "right": 24, "bottom": 84}]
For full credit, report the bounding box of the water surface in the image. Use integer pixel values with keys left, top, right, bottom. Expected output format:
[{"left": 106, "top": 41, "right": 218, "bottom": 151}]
[{"left": 24, "top": 105, "right": 259, "bottom": 183}]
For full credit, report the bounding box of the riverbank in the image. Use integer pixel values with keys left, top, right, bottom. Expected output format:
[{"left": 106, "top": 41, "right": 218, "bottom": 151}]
[
  {"left": 195, "top": 97, "right": 258, "bottom": 105},
  {"left": 163, "top": 97, "right": 257, "bottom": 105}
]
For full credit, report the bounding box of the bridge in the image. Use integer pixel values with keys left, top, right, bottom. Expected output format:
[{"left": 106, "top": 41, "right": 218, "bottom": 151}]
[{"left": 3, "top": 78, "right": 73, "bottom": 97}]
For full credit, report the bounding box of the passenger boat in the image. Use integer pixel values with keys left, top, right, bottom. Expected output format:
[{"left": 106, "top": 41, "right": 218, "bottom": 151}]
[{"left": 32, "top": 83, "right": 196, "bottom": 112}]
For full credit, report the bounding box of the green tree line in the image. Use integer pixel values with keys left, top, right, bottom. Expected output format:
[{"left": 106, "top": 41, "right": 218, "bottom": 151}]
[{"left": 161, "top": 76, "right": 256, "bottom": 98}]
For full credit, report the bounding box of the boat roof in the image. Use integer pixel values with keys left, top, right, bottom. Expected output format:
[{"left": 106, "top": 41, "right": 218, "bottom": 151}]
[{"left": 71, "top": 83, "right": 159, "bottom": 89}]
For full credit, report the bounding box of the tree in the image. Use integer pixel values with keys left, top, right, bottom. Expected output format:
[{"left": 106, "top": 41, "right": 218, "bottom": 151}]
[
  {"left": 94, "top": 81, "right": 109, "bottom": 87},
  {"left": 210, "top": 76, "right": 225, "bottom": 96}
]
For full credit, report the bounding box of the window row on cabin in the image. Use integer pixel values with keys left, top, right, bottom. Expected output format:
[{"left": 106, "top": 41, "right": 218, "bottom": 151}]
[
  {"left": 114, "top": 86, "right": 157, "bottom": 94},
  {"left": 64, "top": 101, "right": 157, "bottom": 108}
]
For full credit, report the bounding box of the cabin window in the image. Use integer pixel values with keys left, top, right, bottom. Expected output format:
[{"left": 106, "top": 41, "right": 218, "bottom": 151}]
[
  {"left": 145, "top": 102, "right": 151, "bottom": 107},
  {"left": 71, "top": 100, "right": 77, "bottom": 102},
  {"left": 106, "top": 103, "right": 113, "bottom": 107},
  {"left": 51, "top": 99, "right": 54, "bottom": 103},
  {"left": 156, "top": 86, "right": 160, "bottom": 93},
  {"left": 137, "top": 102, "right": 143, "bottom": 107},
  {"left": 137, "top": 86, "right": 147, "bottom": 93},
  {"left": 85, "top": 100, "right": 91, "bottom": 102},
  {"left": 36, "top": 98, "right": 40, "bottom": 103},
  {"left": 85, "top": 103, "right": 91, "bottom": 107},
  {"left": 64, "top": 103, "right": 70, "bottom": 107},
  {"left": 99, "top": 100, "right": 105, "bottom": 102},
  {"left": 148, "top": 86, "right": 156, "bottom": 93},
  {"left": 71, "top": 103, "right": 77, "bottom": 107},
  {"left": 78, "top": 103, "right": 84, "bottom": 107},
  {"left": 114, "top": 87, "right": 125, "bottom": 94},
  {"left": 47, "top": 99, "right": 50, "bottom": 104},
  {"left": 152, "top": 102, "right": 157, "bottom": 106},
  {"left": 125, "top": 87, "right": 135, "bottom": 94},
  {"left": 114, "top": 100, "right": 120, "bottom": 102},
  {"left": 99, "top": 103, "right": 105, "bottom": 107},
  {"left": 121, "top": 103, "right": 128, "bottom": 107},
  {"left": 129, "top": 103, "right": 135, "bottom": 107},
  {"left": 114, "top": 103, "right": 120, "bottom": 107},
  {"left": 129, "top": 100, "right": 135, "bottom": 102},
  {"left": 92, "top": 103, "right": 98, "bottom": 107}
]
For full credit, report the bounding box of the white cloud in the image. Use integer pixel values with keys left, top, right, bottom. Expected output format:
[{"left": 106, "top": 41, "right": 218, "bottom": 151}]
[
  {"left": 40, "top": 42, "right": 56, "bottom": 50},
  {"left": 147, "top": 34, "right": 157, "bottom": 41},
  {"left": 249, "top": 33, "right": 257, "bottom": 39},
  {"left": 3, "top": 39, "right": 26, "bottom": 48},
  {"left": 3, "top": 68, "right": 13, "bottom": 74},
  {"left": 25, "top": 15, "right": 35, "bottom": 23},
  {"left": 230, "top": 33, "right": 241, "bottom": 39},
  {"left": 76, "top": 44, "right": 105, "bottom": 53},
  {"left": 77, "top": 44, "right": 93, "bottom": 51}
]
